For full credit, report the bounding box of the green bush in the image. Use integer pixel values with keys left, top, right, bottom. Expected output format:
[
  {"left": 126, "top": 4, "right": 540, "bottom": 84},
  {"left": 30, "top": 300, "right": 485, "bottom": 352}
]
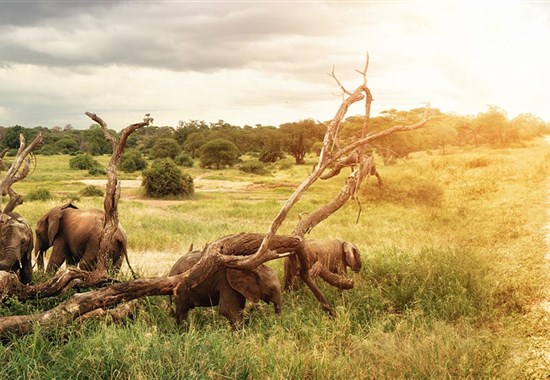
[
  {"left": 142, "top": 158, "right": 194, "bottom": 198},
  {"left": 239, "top": 160, "right": 269, "bottom": 175},
  {"left": 25, "top": 188, "right": 53, "bottom": 201},
  {"left": 174, "top": 152, "right": 194, "bottom": 167},
  {"left": 69, "top": 154, "right": 101, "bottom": 170},
  {"left": 150, "top": 138, "right": 181, "bottom": 160},
  {"left": 80, "top": 185, "right": 104, "bottom": 197},
  {"left": 120, "top": 149, "right": 148, "bottom": 173},
  {"left": 199, "top": 139, "right": 240, "bottom": 169},
  {"left": 88, "top": 166, "right": 107, "bottom": 176}
]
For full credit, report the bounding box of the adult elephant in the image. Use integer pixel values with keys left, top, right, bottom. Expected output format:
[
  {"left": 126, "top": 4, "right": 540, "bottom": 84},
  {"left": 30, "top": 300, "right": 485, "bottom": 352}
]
[
  {"left": 35, "top": 202, "right": 130, "bottom": 273},
  {"left": 283, "top": 238, "right": 362, "bottom": 290},
  {"left": 169, "top": 250, "right": 282, "bottom": 329},
  {"left": 0, "top": 212, "right": 34, "bottom": 284}
]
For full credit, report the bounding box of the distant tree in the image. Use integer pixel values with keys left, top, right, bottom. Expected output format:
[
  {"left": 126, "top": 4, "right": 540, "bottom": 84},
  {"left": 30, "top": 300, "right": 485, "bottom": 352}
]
[
  {"left": 174, "top": 152, "right": 194, "bottom": 167},
  {"left": 55, "top": 138, "right": 80, "bottom": 154},
  {"left": 142, "top": 158, "right": 194, "bottom": 198},
  {"left": 183, "top": 132, "right": 211, "bottom": 158},
  {"left": 150, "top": 138, "right": 181, "bottom": 159},
  {"left": 174, "top": 120, "right": 209, "bottom": 145},
  {"left": 279, "top": 119, "right": 324, "bottom": 164},
  {"left": 199, "top": 138, "right": 240, "bottom": 169},
  {"left": 82, "top": 124, "right": 113, "bottom": 155}
]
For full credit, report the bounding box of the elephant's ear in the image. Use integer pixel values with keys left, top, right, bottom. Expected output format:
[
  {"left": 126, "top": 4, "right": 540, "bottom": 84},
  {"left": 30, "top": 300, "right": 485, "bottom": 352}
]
[
  {"left": 227, "top": 269, "right": 260, "bottom": 303},
  {"left": 343, "top": 242, "right": 362, "bottom": 272},
  {"left": 46, "top": 208, "right": 63, "bottom": 246}
]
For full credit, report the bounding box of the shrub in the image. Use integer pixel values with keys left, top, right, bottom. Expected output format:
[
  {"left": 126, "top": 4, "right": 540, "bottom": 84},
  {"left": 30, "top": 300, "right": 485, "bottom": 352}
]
[
  {"left": 120, "top": 149, "right": 148, "bottom": 173},
  {"left": 69, "top": 154, "right": 101, "bottom": 170},
  {"left": 142, "top": 158, "right": 194, "bottom": 198},
  {"left": 80, "top": 185, "right": 104, "bottom": 197},
  {"left": 25, "top": 188, "right": 53, "bottom": 201},
  {"left": 150, "top": 138, "right": 181, "bottom": 160},
  {"left": 464, "top": 156, "right": 492, "bottom": 169},
  {"left": 174, "top": 152, "right": 194, "bottom": 167},
  {"left": 239, "top": 160, "right": 269, "bottom": 175},
  {"left": 88, "top": 166, "right": 107, "bottom": 176},
  {"left": 199, "top": 139, "right": 240, "bottom": 169}
]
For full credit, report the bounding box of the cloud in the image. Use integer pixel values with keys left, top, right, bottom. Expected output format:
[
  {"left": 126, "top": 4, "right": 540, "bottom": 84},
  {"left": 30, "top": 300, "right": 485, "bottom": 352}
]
[{"left": 0, "top": 1, "right": 549, "bottom": 129}]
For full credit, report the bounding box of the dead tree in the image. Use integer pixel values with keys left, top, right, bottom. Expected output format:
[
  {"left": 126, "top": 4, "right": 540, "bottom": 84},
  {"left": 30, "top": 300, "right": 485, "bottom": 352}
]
[
  {"left": 0, "top": 55, "right": 432, "bottom": 337},
  {"left": 0, "top": 133, "right": 43, "bottom": 213},
  {"left": 84, "top": 112, "right": 153, "bottom": 275}
]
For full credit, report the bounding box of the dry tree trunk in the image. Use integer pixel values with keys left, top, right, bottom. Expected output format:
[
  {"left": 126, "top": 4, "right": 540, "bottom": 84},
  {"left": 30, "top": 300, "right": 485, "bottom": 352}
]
[
  {"left": 0, "top": 133, "right": 43, "bottom": 213},
  {"left": 0, "top": 233, "right": 300, "bottom": 338},
  {"left": 84, "top": 112, "right": 153, "bottom": 275}
]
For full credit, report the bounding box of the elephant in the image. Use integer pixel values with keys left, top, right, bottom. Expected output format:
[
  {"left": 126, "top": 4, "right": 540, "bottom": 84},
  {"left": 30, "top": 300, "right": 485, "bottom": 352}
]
[
  {"left": 283, "top": 238, "right": 362, "bottom": 290},
  {"left": 34, "top": 202, "right": 130, "bottom": 273},
  {"left": 0, "top": 212, "right": 34, "bottom": 284},
  {"left": 169, "top": 250, "right": 282, "bottom": 329}
]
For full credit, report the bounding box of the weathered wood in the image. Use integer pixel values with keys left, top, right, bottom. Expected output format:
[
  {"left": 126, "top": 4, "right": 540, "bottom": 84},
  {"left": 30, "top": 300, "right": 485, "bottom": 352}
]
[
  {"left": 0, "top": 133, "right": 43, "bottom": 213},
  {"left": 0, "top": 233, "right": 304, "bottom": 337},
  {"left": 84, "top": 113, "right": 152, "bottom": 275}
]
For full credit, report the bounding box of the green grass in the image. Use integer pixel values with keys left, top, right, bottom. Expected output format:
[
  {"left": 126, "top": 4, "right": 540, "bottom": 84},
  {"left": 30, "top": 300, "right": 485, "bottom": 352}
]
[{"left": 2, "top": 139, "right": 550, "bottom": 378}]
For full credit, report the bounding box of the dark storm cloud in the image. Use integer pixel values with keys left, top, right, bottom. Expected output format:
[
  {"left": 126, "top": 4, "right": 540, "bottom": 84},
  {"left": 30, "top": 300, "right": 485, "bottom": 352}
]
[{"left": 0, "top": 1, "right": 342, "bottom": 73}]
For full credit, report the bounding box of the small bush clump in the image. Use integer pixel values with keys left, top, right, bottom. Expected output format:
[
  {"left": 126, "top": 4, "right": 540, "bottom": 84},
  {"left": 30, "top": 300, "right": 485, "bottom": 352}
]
[
  {"left": 25, "top": 188, "right": 53, "bottom": 201},
  {"left": 142, "top": 158, "right": 194, "bottom": 198},
  {"left": 88, "top": 166, "right": 107, "bottom": 176},
  {"left": 239, "top": 160, "right": 269, "bottom": 175},
  {"left": 80, "top": 185, "right": 104, "bottom": 197},
  {"left": 69, "top": 154, "right": 101, "bottom": 170},
  {"left": 120, "top": 149, "right": 148, "bottom": 173},
  {"left": 174, "top": 152, "right": 194, "bottom": 167}
]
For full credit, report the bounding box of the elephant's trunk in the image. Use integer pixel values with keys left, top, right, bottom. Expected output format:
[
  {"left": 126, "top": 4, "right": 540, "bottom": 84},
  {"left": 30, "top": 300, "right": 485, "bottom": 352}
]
[
  {"left": 0, "top": 246, "right": 19, "bottom": 270},
  {"left": 35, "top": 248, "right": 45, "bottom": 270}
]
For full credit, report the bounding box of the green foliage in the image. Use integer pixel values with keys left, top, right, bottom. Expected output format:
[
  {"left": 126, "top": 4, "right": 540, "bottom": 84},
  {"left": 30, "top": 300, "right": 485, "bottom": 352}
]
[
  {"left": 279, "top": 119, "right": 325, "bottom": 164},
  {"left": 199, "top": 138, "right": 240, "bottom": 169},
  {"left": 174, "top": 152, "right": 194, "bottom": 167},
  {"left": 88, "top": 166, "right": 107, "bottom": 176},
  {"left": 55, "top": 138, "right": 80, "bottom": 154},
  {"left": 150, "top": 138, "right": 181, "bottom": 160},
  {"left": 24, "top": 188, "right": 53, "bottom": 202},
  {"left": 120, "top": 149, "right": 148, "bottom": 173},
  {"left": 239, "top": 159, "right": 269, "bottom": 175},
  {"left": 80, "top": 185, "right": 104, "bottom": 197},
  {"left": 69, "top": 153, "right": 101, "bottom": 170},
  {"left": 142, "top": 158, "right": 194, "bottom": 198}
]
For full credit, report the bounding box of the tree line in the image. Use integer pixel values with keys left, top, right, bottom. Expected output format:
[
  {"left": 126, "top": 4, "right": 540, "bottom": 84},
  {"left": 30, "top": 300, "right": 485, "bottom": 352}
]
[{"left": 1, "top": 106, "right": 548, "bottom": 167}]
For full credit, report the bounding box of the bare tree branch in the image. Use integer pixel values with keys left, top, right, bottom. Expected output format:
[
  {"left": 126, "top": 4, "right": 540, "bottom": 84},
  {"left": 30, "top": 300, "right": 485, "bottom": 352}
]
[
  {"left": 0, "top": 133, "right": 43, "bottom": 213},
  {"left": 84, "top": 112, "right": 153, "bottom": 275}
]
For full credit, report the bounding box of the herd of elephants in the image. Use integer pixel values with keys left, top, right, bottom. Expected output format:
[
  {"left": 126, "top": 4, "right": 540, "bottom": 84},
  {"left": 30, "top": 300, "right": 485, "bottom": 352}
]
[{"left": 0, "top": 201, "right": 362, "bottom": 328}]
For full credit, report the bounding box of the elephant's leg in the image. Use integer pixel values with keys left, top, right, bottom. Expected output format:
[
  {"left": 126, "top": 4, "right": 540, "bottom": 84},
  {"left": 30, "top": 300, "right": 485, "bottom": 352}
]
[
  {"left": 46, "top": 244, "right": 67, "bottom": 272},
  {"left": 175, "top": 289, "right": 191, "bottom": 326},
  {"left": 79, "top": 247, "right": 98, "bottom": 271},
  {"left": 219, "top": 290, "right": 246, "bottom": 330}
]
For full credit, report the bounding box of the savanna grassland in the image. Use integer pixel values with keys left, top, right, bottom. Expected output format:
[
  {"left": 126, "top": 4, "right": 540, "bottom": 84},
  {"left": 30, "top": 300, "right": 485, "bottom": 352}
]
[{"left": 1, "top": 138, "right": 549, "bottom": 379}]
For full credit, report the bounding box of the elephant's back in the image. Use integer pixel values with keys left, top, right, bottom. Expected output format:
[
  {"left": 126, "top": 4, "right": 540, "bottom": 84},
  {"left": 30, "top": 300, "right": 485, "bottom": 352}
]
[{"left": 168, "top": 251, "right": 203, "bottom": 276}]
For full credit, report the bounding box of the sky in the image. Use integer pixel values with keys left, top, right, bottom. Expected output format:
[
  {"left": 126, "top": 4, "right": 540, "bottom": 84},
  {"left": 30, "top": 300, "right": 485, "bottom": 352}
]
[{"left": 0, "top": 1, "right": 549, "bottom": 130}]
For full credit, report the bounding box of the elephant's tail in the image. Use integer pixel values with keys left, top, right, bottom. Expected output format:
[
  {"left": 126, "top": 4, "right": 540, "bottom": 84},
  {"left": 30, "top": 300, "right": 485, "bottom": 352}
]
[{"left": 122, "top": 244, "right": 137, "bottom": 279}]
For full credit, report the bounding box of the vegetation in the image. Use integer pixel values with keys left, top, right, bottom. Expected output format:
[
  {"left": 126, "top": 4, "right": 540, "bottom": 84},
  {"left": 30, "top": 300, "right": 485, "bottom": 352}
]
[
  {"left": 1, "top": 136, "right": 548, "bottom": 378},
  {"left": 239, "top": 159, "right": 269, "bottom": 175},
  {"left": 120, "top": 149, "right": 148, "bottom": 173},
  {"left": 141, "top": 158, "right": 194, "bottom": 198},
  {"left": 80, "top": 185, "right": 104, "bottom": 197},
  {"left": 149, "top": 137, "right": 181, "bottom": 160},
  {"left": 199, "top": 138, "right": 241, "bottom": 169},
  {"left": 69, "top": 153, "right": 102, "bottom": 171}
]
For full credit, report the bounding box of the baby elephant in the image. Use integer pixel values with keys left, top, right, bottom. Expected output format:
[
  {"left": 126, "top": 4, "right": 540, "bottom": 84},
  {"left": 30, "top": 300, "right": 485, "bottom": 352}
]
[
  {"left": 169, "top": 251, "right": 282, "bottom": 329},
  {"left": 284, "top": 238, "right": 362, "bottom": 290}
]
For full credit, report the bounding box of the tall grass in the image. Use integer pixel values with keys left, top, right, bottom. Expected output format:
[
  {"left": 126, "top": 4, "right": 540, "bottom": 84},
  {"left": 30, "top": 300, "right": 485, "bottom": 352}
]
[{"left": 2, "top": 139, "right": 549, "bottom": 378}]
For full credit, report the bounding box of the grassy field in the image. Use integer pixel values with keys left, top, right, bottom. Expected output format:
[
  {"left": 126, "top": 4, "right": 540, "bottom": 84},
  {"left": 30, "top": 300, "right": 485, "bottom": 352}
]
[{"left": 1, "top": 139, "right": 549, "bottom": 379}]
